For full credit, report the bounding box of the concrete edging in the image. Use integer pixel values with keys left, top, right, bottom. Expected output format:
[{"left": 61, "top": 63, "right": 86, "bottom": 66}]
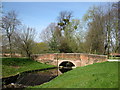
[{"left": 107, "top": 59, "right": 120, "bottom": 62}]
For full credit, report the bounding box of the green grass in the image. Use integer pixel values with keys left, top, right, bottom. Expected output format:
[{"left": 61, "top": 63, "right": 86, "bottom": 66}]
[
  {"left": 1, "top": 58, "right": 54, "bottom": 78},
  {"left": 28, "top": 62, "right": 119, "bottom": 88}
]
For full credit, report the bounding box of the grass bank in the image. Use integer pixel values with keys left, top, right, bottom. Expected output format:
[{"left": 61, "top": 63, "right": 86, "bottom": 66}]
[
  {"left": 1, "top": 58, "right": 54, "bottom": 78},
  {"left": 28, "top": 62, "right": 119, "bottom": 88}
]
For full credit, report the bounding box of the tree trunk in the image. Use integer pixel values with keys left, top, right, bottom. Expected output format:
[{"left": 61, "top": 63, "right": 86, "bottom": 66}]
[
  {"left": 107, "top": 25, "right": 110, "bottom": 59},
  {"left": 8, "top": 36, "right": 12, "bottom": 57},
  {"left": 118, "top": 1, "right": 120, "bottom": 53},
  {"left": 26, "top": 48, "right": 31, "bottom": 58}
]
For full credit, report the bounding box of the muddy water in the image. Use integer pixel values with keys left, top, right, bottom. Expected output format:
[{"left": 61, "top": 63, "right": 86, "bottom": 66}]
[
  {"left": 2, "top": 67, "right": 60, "bottom": 89},
  {"left": 2, "top": 67, "right": 72, "bottom": 89},
  {"left": 15, "top": 68, "right": 58, "bottom": 86}
]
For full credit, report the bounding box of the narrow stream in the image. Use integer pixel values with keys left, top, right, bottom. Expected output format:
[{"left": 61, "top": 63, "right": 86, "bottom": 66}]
[{"left": 2, "top": 66, "right": 73, "bottom": 89}]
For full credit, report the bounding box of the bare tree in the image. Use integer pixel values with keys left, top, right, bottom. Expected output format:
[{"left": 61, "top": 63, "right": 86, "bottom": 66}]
[
  {"left": 40, "top": 23, "right": 60, "bottom": 52},
  {"left": 118, "top": 1, "right": 120, "bottom": 53},
  {"left": 13, "top": 26, "right": 35, "bottom": 58},
  {"left": 83, "top": 6, "right": 105, "bottom": 54},
  {"left": 40, "top": 23, "right": 56, "bottom": 42},
  {"left": 2, "top": 11, "right": 21, "bottom": 57}
]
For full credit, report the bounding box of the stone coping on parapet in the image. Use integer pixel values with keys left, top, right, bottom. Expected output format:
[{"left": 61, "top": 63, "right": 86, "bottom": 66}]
[{"left": 32, "top": 53, "right": 107, "bottom": 57}]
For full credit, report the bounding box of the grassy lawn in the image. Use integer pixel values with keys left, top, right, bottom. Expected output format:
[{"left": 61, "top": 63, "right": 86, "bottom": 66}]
[
  {"left": 28, "top": 62, "right": 119, "bottom": 88},
  {"left": 1, "top": 58, "right": 54, "bottom": 78}
]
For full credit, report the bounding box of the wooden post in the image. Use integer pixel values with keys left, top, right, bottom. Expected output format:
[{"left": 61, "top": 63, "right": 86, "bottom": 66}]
[{"left": 57, "top": 53, "right": 58, "bottom": 76}]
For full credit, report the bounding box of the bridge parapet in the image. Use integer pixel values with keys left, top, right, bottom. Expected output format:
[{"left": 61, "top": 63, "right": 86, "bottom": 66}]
[{"left": 80, "top": 53, "right": 107, "bottom": 66}]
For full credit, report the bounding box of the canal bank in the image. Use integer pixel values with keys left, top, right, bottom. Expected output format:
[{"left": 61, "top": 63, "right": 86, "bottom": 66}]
[
  {"left": 28, "top": 62, "right": 119, "bottom": 88},
  {"left": 2, "top": 67, "right": 58, "bottom": 89},
  {"left": 1, "top": 58, "right": 54, "bottom": 78},
  {"left": 1, "top": 58, "right": 55, "bottom": 89},
  {"left": 2, "top": 58, "right": 75, "bottom": 89},
  {"left": 2, "top": 65, "right": 73, "bottom": 89}
]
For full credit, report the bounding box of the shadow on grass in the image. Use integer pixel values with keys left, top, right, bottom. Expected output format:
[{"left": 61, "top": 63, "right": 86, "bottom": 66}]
[{"left": 1, "top": 58, "right": 34, "bottom": 66}]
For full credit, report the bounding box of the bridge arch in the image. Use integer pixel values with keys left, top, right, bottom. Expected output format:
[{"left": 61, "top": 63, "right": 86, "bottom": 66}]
[
  {"left": 58, "top": 60, "right": 76, "bottom": 73},
  {"left": 58, "top": 60, "right": 76, "bottom": 67}
]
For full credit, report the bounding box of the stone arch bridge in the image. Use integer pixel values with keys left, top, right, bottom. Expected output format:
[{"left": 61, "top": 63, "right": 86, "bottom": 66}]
[{"left": 31, "top": 53, "right": 107, "bottom": 68}]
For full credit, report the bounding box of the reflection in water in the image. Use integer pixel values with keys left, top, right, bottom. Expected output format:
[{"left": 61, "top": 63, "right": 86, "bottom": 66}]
[
  {"left": 59, "top": 61, "right": 75, "bottom": 73},
  {"left": 16, "top": 69, "right": 58, "bottom": 86},
  {"left": 59, "top": 67, "right": 72, "bottom": 73},
  {"left": 2, "top": 68, "right": 58, "bottom": 89}
]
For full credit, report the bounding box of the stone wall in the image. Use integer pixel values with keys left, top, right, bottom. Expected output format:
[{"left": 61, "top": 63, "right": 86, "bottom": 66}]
[
  {"left": 31, "top": 53, "right": 107, "bottom": 67},
  {"left": 1, "top": 53, "right": 22, "bottom": 57}
]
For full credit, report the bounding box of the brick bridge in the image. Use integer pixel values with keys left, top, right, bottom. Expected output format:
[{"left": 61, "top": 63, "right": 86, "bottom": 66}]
[{"left": 32, "top": 53, "right": 107, "bottom": 68}]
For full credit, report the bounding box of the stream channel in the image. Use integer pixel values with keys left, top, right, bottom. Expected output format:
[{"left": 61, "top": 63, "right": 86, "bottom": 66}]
[{"left": 2, "top": 66, "right": 72, "bottom": 89}]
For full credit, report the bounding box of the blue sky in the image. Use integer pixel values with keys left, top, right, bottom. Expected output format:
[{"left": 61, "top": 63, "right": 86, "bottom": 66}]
[{"left": 2, "top": 2, "right": 107, "bottom": 42}]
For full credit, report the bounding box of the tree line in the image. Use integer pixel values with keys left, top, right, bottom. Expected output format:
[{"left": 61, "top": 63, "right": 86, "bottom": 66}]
[{"left": 1, "top": 2, "right": 120, "bottom": 58}]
